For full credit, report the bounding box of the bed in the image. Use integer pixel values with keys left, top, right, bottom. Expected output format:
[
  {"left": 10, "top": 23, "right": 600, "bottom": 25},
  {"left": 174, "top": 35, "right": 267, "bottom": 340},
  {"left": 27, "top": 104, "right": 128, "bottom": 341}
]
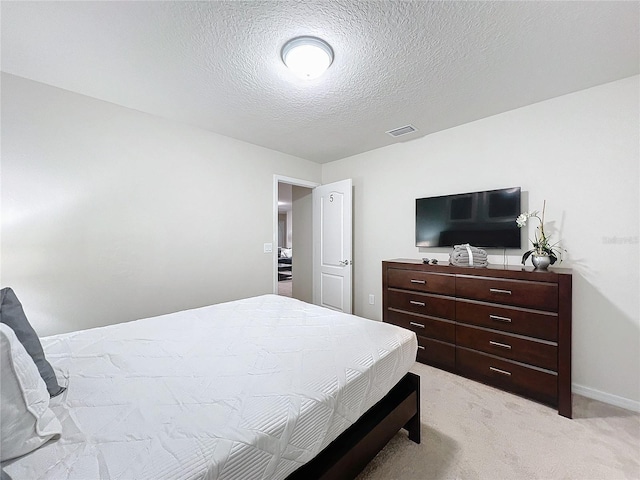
[{"left": 1, "top": 294, "right": 420, "bottom": 479}]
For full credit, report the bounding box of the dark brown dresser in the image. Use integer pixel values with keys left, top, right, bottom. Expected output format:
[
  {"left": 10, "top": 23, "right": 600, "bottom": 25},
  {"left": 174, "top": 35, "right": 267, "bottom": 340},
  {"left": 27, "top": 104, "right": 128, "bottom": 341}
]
[{"left": 382, "top": 259, "right": 572, "bottom": 418}]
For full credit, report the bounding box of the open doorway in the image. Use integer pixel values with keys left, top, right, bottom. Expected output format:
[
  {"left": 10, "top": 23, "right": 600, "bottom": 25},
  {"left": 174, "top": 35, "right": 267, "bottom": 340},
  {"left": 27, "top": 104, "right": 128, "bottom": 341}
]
[
  {"left": 277, "top": 183, "right": 293, "bottom": 296},
  {"left": 274, "top": 176, "right": 318, "bottom": 301}
]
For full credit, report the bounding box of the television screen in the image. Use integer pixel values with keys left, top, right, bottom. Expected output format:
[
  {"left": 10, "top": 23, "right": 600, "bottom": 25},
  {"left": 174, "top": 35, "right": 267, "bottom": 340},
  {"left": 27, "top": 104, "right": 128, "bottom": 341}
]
[{"left": 416, "top": 187, "right": 521, "bottom": 248}]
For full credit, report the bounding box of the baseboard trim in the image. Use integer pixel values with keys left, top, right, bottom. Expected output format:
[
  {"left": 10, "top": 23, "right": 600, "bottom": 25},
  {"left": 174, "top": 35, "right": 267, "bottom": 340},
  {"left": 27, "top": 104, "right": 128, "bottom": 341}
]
[{"left": 573, "top": 383, "right": 640, "bottom": 413}]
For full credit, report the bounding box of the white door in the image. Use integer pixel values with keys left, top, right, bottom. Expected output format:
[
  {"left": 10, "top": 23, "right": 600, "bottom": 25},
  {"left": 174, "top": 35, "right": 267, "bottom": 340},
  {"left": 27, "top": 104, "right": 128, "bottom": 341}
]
[{"left": 312, "top": 179, "right": 352, "bottom": 313}]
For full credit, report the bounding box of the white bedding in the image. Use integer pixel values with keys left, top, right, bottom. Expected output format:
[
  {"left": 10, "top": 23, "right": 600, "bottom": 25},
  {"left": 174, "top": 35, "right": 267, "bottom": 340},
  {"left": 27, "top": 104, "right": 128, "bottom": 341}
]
[{"left": 3, "top": 294, "right": 417, "bottom": 480}]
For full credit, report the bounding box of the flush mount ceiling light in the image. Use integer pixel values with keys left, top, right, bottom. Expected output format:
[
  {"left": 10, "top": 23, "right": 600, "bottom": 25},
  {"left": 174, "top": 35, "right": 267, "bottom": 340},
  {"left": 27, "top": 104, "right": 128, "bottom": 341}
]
[{"left": 281, "top": 36, "right": 334, "bottom": 80}]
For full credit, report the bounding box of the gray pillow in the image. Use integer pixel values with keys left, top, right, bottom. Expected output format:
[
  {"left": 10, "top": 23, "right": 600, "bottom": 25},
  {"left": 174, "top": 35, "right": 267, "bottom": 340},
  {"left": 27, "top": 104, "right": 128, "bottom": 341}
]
[{"left": 0, "top": 288, "right": 65, "bottom": 397}]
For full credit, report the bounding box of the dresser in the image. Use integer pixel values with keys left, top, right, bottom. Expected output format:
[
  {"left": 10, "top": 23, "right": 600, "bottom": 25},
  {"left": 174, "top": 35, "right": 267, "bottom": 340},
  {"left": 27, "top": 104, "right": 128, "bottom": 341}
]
[{"left": 382, "top": 259, "right": 572, "bottom": 418}]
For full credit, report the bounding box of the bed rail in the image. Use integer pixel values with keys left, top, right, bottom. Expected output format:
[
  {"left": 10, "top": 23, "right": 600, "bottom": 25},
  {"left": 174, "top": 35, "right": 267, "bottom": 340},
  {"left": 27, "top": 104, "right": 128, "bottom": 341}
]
[{"left": 287, "top": 372, "right": 420, "bottom": 480}]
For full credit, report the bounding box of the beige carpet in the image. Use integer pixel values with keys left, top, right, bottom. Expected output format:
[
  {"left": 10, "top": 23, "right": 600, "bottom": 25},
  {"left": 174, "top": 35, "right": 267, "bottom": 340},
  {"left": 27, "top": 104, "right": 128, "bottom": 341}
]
[
  {"left": 278, "top": 279, "right": 292, "bottom": 297},
  {"left": 357, "top": 362, "right": 640, "bottom": 480}
]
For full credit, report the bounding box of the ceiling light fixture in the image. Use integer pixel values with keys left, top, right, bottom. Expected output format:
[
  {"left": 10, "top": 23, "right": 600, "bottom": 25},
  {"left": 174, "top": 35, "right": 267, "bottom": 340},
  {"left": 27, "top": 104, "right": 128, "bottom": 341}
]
[{"left": 281, "top": 36, "right": 334, "bottom": 80}]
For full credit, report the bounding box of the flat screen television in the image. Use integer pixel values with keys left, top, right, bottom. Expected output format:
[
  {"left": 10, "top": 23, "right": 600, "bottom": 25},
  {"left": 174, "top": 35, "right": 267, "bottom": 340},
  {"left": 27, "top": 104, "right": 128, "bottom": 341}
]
[{"left": 415, "top": 187, "right": 521, "bottom": 248}]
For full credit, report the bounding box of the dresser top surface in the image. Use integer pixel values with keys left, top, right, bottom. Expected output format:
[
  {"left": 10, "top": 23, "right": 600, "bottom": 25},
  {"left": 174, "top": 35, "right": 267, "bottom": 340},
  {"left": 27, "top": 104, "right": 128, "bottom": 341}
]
[{"left": 383, "top": 258, "right": 572, "bottom": 280}]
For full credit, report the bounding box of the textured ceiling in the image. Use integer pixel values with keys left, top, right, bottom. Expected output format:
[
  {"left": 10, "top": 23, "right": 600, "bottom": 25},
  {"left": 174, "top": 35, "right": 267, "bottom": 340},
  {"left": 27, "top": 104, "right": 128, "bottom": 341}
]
[{"left": 2, "top": 1, "right": 638, "bottom": 163}]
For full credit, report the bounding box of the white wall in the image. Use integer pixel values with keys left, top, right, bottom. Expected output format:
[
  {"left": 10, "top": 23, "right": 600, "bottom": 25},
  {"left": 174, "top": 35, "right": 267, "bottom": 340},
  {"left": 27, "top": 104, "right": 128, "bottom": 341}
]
[
  {"left": 322, "top": 76, "right": 640, "bottom": 409},
  {"left": 286, "top": 210, "right": 293, "bottom": 248},
  {"left": 1, "top": 73, "right": 321, "bottom": 335}
]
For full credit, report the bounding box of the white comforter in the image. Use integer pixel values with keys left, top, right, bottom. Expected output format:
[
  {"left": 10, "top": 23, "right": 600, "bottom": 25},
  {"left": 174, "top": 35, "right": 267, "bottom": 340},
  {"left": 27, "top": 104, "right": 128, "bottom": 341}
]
[{"left": 3, "top": 295, "right": 417, "bottom": 480}]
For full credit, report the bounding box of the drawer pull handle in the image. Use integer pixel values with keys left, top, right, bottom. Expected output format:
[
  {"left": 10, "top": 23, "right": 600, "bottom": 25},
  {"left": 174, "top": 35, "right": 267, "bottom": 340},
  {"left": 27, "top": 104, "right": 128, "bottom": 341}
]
[
  {"left": 489, "top": 340, "right": 512, "bottom": 350},
  {"left": 490, "top": 366, "right": 512, "bottom": 376},
  {"left": 410, "top": 321, "right": 425, "bottom": 329},
  {"left": 490, "top": 288, "right": 512, "bottom": 295},
  {"left": 490, "top": 314, "right": 512, "bottom": 323},
  {"left": 417, "top": 345, "right": 425, "bottom": 350},
  {"left": 410, "top": 279, "right": 426, "bottom": 284},
  {"left": 409, "top": 301, "right": 426, "bottom": 307}
]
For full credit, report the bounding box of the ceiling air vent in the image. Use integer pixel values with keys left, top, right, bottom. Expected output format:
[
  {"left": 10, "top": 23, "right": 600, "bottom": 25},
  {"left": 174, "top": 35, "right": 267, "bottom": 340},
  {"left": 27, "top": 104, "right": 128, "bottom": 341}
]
[{"left": 385, "top": 124, "right": 417, "bottom": 138}]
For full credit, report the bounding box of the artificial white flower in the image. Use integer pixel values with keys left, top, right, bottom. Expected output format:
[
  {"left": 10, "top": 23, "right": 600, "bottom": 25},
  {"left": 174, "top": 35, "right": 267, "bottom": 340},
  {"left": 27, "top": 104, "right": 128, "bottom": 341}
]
[
  {"left": 515, "top": 203, "right": 563, "bottom": 266},
  {"left": 516, "top": 213, "right": 528, "bottom": 228}
]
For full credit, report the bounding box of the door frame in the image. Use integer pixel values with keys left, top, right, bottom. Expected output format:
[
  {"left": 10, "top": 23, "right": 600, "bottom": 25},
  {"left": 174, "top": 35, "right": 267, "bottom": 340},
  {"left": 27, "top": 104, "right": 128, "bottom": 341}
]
[{"left": 272, "top": 175, "right": 320, "bottom": 294}]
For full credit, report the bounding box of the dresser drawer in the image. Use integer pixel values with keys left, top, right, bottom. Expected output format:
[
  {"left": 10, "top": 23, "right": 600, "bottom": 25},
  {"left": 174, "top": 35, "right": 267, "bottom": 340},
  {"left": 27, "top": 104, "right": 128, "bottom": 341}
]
[
  {"left": 387, "top": 268, "right": 455, "bottom": 295},
  {"left": 456, "top": 299, "right": 558, "bottom": 341},
  {"left": 387, "top": 290, "right": 455, "bottom": 319},
  {"left": 456, "top": 347, "right": 557, "bottom": 406},
  {"left": 386, "top": 309, "right": 455, "bottom": 344},
  {"left": 456, "top": 324, "right": 557, "bottom": 371},
  {"left": 456, "top": 276, "right": 558, "bottom": 310},
  {"left": 417, "top": 336, "right": 455, "bottom": 371}
]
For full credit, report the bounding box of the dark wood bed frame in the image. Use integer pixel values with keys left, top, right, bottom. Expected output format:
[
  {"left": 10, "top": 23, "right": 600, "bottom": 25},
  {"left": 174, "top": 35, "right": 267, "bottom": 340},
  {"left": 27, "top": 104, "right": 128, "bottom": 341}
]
[{"left": 287, "top": 372, "right": 421, "bottom": 480}]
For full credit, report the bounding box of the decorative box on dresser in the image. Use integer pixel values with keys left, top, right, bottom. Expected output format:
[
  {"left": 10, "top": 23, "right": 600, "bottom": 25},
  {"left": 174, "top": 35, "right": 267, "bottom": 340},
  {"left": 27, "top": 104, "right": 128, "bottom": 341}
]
[{"left": 382, "top": 259, "right": 572, "bottom": 418}]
